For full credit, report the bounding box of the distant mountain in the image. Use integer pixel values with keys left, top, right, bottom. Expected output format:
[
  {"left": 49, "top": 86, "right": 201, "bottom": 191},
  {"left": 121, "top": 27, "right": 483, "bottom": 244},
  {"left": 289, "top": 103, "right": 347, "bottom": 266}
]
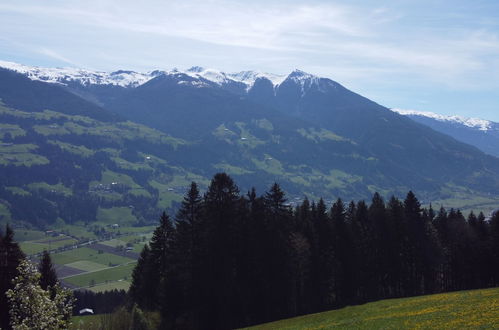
[
  {"left": 1, "top": 61, "right": 499, "bottom": 228},
  {"left": 0, "top": 68, "right": 120, "bottom": 122},
  {"left": 393, "top": 109, "right": 499, "bottom": 158}
]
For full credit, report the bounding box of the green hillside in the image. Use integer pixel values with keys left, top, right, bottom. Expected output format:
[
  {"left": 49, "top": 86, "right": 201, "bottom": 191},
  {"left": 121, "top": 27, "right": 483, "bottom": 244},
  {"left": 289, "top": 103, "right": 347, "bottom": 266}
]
[
  {"left": 2, "top": 102, "right": 499, "bottom": 230},
  {"left": 245, "top": 287, "right": 499, "bottom": 329}
]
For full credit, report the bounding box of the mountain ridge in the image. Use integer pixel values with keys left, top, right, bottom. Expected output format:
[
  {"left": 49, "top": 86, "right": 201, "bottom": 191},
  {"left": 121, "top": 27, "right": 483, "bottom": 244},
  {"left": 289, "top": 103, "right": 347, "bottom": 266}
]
[
  {"left": 0, "top": 60, "right": 330, "bottom": 93},
  {"left": 393, "top": 108, "right": 499, "bottom": 157}
]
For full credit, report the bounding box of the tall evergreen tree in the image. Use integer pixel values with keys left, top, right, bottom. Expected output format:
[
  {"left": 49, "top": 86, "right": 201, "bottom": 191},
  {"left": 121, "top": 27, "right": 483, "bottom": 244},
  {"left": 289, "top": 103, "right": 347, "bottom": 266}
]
[
  {"left": 129, "top": 244, "right": 151, "bottom": 309},
  {"left": 202, "top": 173, "right": 242, "bottom": 329},
  {"left": 488, "top": 211, "right": 499, "bottom": 285},
  {"left": 167, "top": 182, "right": 203, "bottom": 329},
  {"left": 38, "top": 250, "right": 58, "bottom": 296},
  {"left": 386, "top": 196, "right": 408, "bottom": 297},
  {"left": 329, "top": 198, "right": 349, "bottom": 306},
  {"left": 262, "top": 183, "right": 294, "bottom": 320},
  {"left": 0, "top": 225, "right": 25, "bottom": 330}
]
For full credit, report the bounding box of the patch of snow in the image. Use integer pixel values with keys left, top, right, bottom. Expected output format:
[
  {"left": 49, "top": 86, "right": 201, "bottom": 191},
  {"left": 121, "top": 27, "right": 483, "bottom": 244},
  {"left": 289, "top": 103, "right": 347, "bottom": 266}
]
[
  {"left": 185, "top": 67, "right": 229, "bottom": 85},
  {"left": 392, "top": 108, "right": 493, "bottom": 131},
  {"left": 283, "top": 69, "right": 324, "bottom": 96},
  {"left": 228, "top": 70, "right": 287, "bottom": 87}
]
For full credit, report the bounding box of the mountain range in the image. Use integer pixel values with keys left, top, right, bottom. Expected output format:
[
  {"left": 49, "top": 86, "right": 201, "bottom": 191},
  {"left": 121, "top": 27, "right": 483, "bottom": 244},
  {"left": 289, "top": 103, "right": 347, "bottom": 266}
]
[
  {"left": 1, "top": 60, "right": 498, "bottom": 227},
  {"left": 392, "top": 109, "right": 499, "bottom": 158}
]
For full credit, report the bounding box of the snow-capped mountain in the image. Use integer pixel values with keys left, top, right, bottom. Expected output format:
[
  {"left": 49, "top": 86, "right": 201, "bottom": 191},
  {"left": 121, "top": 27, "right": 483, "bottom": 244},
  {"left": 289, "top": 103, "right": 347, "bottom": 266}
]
[
  {"left": 392, "top": 109, "right": 494, "bottom": 132},
  {"left": 0, "top": 60, "right": 162, "bottom": 87},
  {"left": 392, "top": 109, "right": 499, "bottom": 157},
  {"left": 0, "top": 61, "right": 328, "bottom": 93},
  {"left": 3, "top": 59, "right": 498, "bottom": 158}
]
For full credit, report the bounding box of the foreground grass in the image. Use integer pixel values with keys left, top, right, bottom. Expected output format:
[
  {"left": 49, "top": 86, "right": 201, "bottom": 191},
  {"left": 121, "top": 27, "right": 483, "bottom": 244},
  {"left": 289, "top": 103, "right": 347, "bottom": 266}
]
[{"left": 246, "top": 287, "right": 499, "bottom": 329}]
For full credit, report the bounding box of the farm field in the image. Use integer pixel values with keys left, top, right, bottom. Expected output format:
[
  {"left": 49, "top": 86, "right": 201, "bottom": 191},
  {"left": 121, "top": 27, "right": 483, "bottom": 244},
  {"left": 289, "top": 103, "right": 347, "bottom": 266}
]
[
  {"left": 88, "top": 280, "right": 132, "bottom": 293},
  {"left": 19, "top": 235, "right": 77, "bottom": 255},
  {"left": 51, "top": 247, "right": 134, "bottom": 267},
  {"left": 16, "top": 225, "right": 153, "bottom": 293},
  {"left": 63, "top": 263, "right": 136, "bottom": 288},
  {"left": 245, "top": 287, "right": 499, "bottom": 329}
]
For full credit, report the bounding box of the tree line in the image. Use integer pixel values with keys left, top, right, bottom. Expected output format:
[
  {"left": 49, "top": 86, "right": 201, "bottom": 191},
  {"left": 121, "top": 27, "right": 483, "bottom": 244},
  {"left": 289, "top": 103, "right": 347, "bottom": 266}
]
[{"left": 129, "top": 173, "right": 499, "bottom": 329}]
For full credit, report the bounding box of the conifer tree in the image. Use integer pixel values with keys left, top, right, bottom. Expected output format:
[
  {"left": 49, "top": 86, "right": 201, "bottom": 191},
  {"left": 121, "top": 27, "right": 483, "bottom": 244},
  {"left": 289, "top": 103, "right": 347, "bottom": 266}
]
[
  {"left": 488, "top": 212, "right": 499, "bottom": 285},
  {"left": 386, "top": 196, "right": 407, "bottom": 297},
  {"left": 171, "top": 182, "right": 203, "bottom": 327},
  {"left": 0, "top": 225, "right": 25, "bottom": 330},
  {"left": 148, "top": 213, "right": 176, "bottom": 310},
  {"left": 38, "top": 250, "right": 58, "bottom": 297},
  {"left": 262, "top": 183, "right": 294, "bottom": 319},
  {"left": 200, "top": 173, "right": 242, "bottom": 329},
  {"left": 129, "top": 244, "right": 151, "bottom": 309}
]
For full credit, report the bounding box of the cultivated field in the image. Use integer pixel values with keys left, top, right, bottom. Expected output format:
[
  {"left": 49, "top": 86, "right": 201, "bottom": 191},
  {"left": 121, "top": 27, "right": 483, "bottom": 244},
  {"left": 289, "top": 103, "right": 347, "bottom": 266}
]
[{"left": 18, "top": 225, "right": 153, "bottom": 292}]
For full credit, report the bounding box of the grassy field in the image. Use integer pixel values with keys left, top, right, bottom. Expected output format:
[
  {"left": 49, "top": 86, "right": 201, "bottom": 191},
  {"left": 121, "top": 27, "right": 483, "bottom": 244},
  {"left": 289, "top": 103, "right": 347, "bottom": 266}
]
[
  {"left": 88, "top": 280, "right": 131, "bottom": 293},
  {"left": 19, "top": 236, "right": 77, "bottom": 254},
  {"left": 63, "top": 263, "right": 136, "bottom": 288},
  {"left": 245, "top": 287, "right": 499, "bottom": 329},
  {"left": 65, "top": 260, "right": 109, "bottom": 272},
  {"left": 51, "top": 247, "right": 134, "bottom": 266},
  {"left": 13, "top": 229, "right": 46, "bottom": 242}
]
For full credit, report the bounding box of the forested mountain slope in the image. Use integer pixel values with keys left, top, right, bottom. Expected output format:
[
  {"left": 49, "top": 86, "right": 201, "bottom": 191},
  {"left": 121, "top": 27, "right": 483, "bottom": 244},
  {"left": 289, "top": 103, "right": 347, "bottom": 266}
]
[{"left": 1, "top": 63, "right": 499, "bottom": 227}]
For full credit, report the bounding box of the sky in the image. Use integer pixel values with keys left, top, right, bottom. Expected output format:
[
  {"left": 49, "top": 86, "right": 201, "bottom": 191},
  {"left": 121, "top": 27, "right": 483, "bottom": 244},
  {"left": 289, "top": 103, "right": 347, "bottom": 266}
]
[{"left": 0, "top": 0, "right": 498, "bottom": 121}]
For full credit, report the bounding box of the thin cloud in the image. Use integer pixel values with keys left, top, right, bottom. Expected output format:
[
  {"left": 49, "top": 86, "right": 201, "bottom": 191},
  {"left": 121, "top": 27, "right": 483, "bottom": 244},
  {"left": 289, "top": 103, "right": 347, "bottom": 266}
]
[{"left": 36, "top": 48, "right": 77, "bottom": 66}]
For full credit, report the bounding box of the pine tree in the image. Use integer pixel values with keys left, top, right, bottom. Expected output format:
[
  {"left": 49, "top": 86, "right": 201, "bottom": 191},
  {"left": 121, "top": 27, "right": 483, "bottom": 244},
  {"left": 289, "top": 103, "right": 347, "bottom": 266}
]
[
  {"left": 488, "top": 211, "right": 499, "bottom": 285},
  {"left": 38, "top": 250, "right": 58, "bottom": 297},
  {"left": 329, "top": 198, "right": 350, "bottom": 306},
  {"left": 171, "top": 182, "right": 203, "bottom": 328},
  {"left": 148, "top": 213, "right": 176, "bottom": 311},
  {"left": 262, "top": 183, "right": 294, "bottom": 319},
  {"left": 0, "top": 225, "right": 25, "bottom": 330},
  {"left": 202, "top": 173, "right": 242, "bottom": 329},
  {"left": 367, "top": 193, "right": 385, "bottom": 299},
  {"left": 403, "top": 191, "right": 425, "bottom": 295},
  {"left": 386, "top": 196, "right": 407, "bottom": 297},
  {"left": 129, "top": 244, "right": 151, "bottom": 309}
]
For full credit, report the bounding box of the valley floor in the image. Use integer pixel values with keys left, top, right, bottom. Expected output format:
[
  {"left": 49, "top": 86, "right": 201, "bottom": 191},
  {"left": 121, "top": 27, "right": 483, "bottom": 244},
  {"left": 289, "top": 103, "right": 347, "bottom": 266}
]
[{"left": 16, "top": 225, "right": 153, "bottom": 293}]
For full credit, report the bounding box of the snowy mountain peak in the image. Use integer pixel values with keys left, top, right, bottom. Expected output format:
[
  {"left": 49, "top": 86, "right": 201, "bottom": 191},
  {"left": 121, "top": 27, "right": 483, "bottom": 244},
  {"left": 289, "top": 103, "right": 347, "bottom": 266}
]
[
  {"left": 288, "top": 69, "right": 310, "bottom": 78},
  {"left": 0, "top": 60, "right": 337, "bottom": 94},
  {"left": 228, "top": 71, "right": 287, "bottom": 87},
  {"left": 392, "top": 108, "right": 494, "bottom": 132},
  {"left": 0, "top": 60, "right": 157, "bottom": 87}
]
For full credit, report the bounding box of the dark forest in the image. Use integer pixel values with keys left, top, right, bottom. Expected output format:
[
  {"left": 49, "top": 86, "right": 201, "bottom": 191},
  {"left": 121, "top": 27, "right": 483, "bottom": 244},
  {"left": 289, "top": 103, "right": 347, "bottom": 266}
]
[{"left": 128, "top": 173, "right": 499, "bottom": 329}]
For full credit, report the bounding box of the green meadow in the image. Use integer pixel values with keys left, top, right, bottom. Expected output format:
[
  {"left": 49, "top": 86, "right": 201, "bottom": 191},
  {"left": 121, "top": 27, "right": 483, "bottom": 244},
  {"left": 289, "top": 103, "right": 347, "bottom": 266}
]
[
  {"left": 245, "top": 287, "right": 499, "bottom": 329},
  {"left": 63, "top": 263, "right": 136, "bottom": 288}
]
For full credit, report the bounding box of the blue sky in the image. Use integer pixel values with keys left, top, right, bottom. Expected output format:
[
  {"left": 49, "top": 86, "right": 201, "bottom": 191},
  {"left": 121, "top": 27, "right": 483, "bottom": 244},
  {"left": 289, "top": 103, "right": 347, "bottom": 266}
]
[{"left": 1, "top": 0, "right": 498, "bottom": 120}]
